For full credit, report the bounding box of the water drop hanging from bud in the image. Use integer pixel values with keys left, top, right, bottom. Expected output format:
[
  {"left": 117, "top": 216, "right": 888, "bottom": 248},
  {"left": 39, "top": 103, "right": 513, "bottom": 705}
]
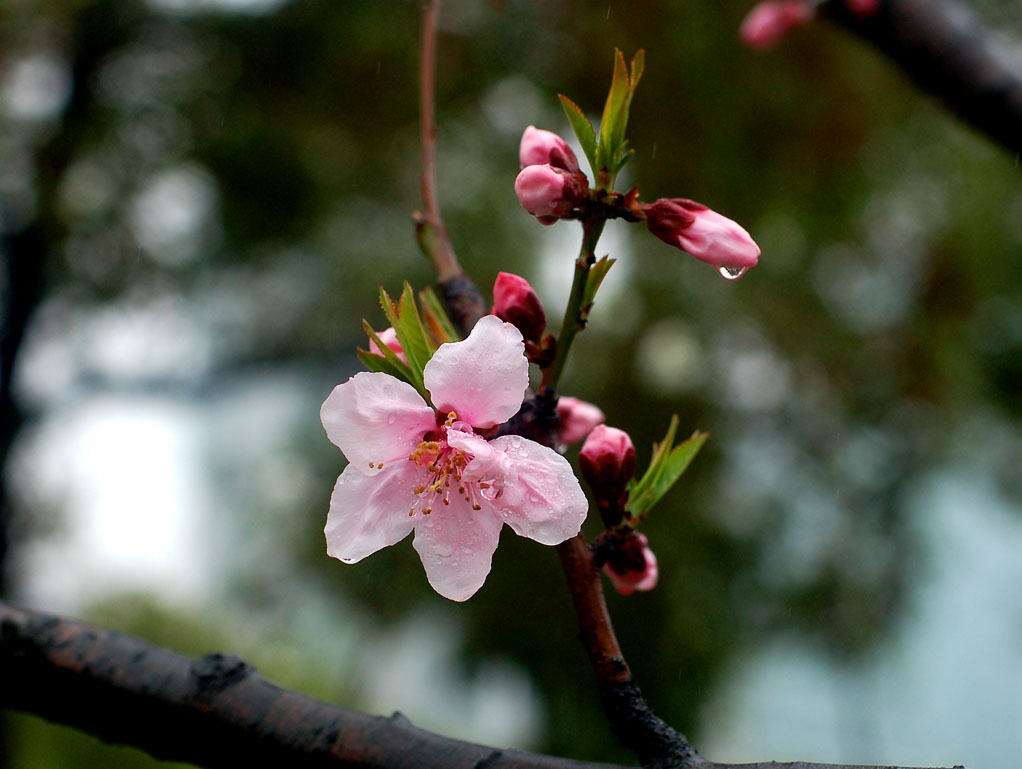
[{"left": 718, "top": 265, "right": 748, "bottom": 281}]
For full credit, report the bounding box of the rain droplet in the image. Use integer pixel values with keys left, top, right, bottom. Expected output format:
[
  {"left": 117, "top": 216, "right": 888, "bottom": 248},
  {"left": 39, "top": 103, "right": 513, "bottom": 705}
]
[
  {"left": 461, "top": 547, "right": 473, "bottom": 555},
  {"left": 387, "top": 415, "right": 397, "bottom": 424},
  {"left": 718, "top": 265, "right": 748, "bottom": 281}
]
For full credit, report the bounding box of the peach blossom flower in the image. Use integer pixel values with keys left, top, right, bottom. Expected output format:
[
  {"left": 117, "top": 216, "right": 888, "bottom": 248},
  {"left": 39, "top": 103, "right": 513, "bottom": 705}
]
[{"left": 321, "top": 316, "right": 588, "bottom": 601}]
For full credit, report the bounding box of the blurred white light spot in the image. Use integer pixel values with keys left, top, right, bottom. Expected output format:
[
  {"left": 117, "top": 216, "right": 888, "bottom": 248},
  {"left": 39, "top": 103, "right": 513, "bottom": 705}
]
[
  {"left": 1, "top": 53, "right": 71, "bottom": 122},
  {"left": 634, "top": 317, "right": 705, "bottom": 395},
  {"left": 130, "top": 165, "right": 218, "bottom": 266},
  {"left": 13, "top": 397, "right": 211, "bottom": 612}
]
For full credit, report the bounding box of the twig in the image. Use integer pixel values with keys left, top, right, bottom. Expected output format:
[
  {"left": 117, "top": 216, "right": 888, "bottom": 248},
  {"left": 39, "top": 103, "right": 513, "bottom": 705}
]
[
  {"left": 416, "top": 0, "right": 464, "bottom": 280},
  {"left": 0, "top": 601, "right": 964, "bottom": 769},
  {"left": 416, "top": 0, "right": 485, "bottom": 334},
  {"left": 822, "top": 0, "right": 1022, "bottom": 155}
]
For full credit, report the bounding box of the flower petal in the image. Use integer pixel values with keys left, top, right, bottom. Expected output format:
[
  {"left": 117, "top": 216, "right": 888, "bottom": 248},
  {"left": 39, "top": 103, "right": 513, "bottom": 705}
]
[
  {"left": 412, "top": 495, "right": 503, "bottom": 601},
  {"left": 486, "top": 435, "right": 588, "bottom": 545},
  {"left": 321, "top": 371, "right": 436, "bottom": 476},
  {"left": 423, "top": 315, "right": 528, "bottom": 429},
  {"left": 325, "top": 462, "right": 420, "bottom": 563}
]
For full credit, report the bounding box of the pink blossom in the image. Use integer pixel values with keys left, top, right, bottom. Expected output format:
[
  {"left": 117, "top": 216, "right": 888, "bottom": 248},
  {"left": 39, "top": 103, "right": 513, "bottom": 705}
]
[
  {"left": 603, "top": 532, "right": 659, "bottom": 595},
  {"left": 492, "top": 272, "right": 546, "bottom": 342},
  {"left": 368, "top": 327, "right": 407, "bottom": 364},
  {"left": 514, "top": 164, "right": 585, "bottom": 225},
  {"left": 321, "top": 315, "right": 588, "bottom": 601},
  {"left": 739, "top": 1, "right": 814, "bottom": 50},
  {"left": 556, "top": 396, "right": 605, "bottom": 448},
  {"left": 644, "top": 198, "right": 760, "bottom": 272},
  {"left": 519, "top": 126, "right": 580, "bottom": 172},
  {"left": 844, "top": 0, "right": 879, "bottom": 17}
]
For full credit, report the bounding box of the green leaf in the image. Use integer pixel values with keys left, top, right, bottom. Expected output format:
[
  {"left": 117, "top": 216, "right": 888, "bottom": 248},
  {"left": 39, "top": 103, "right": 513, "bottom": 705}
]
[
  {"left": 597, "top": 49, "right": 631, "bottom": 175},
  {"left": 594, "top": 49, "right": 646, "bottom": 187},
  {"left": 580, "top": 256, "right": 615, "bottom": 320},
  {"left": 419, "top": 285, "right": 461, "bottom": 345},
  {"left": 361, "top": 320, "right": 417, "bottom": 388},
  {"left": 558, "top": 94, "right": 597, "bottom": 174},
  {"left": 626, "top": 416, "right": 707, "bottom": 519},
  {"left": 397, "top": 281, "right": 435, "bottom": 360},
  {"left": 377, "top": 286, "right": 431, "bottom": 398}
]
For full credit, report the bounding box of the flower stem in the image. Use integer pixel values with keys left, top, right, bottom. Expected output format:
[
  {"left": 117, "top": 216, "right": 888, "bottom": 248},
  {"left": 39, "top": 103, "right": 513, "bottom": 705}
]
[{"left": 542, "top": 217, "right": 606, "bottom": 390}]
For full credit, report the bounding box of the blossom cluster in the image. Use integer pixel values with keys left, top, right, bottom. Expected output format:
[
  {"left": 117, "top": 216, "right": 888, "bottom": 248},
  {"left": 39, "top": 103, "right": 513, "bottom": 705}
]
[{"left": 514, "top": 127, "right": 760, "bottom": 278}]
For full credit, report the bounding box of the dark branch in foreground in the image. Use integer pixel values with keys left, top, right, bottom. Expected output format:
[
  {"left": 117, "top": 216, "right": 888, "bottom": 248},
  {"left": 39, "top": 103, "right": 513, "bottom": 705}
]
[
  {"left": 0, "top": 601, "right": 963, "bottom": 769},
  {"left": 822, "top": 0, "right": 1022, "bottom": 155}
]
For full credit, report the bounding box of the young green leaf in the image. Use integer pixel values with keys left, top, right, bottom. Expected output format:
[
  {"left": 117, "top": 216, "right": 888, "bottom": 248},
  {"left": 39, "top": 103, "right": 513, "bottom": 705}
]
[
  {"left": 558, "top": 94, "right": 598, "bottom": 174},
  {"left": 626, "top": 415, "right": 707, "bottom": 519},
  {"left": 377, "top": 286, "right": 430, "bottom": 396},
  {"left": 581, "top": 256, "right": 615, "bottom": 320},
  {"left": 596, "top": 49, "right": 632, "bottom": 176},
  {"left": 361, "top": 320, "right": 418, "bottom": 390},
  {"left": 419, "top": 285, "right": 461, "bottom": 345}
]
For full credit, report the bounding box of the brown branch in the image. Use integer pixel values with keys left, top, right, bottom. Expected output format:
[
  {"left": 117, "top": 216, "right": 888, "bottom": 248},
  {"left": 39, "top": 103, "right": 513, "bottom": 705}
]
[
  {"left": 821, "top": 0, "right": 1022, "bottom": 155},
  {"left": 416, "top": 0, "right": 485, "bottom": 335},
  {"left": 416, "top": 0, "right": 463, "bottom": 282},
  {"left": 0, "top": 601, "right": 964, "bottom": 769}
]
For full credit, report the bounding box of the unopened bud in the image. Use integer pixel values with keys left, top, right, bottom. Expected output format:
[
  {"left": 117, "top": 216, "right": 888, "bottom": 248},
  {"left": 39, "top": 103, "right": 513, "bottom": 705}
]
[
  {"left": 739, "top": 1, "right": 814, "bottom": 50},
  {"left": 603, "top": 531, "right": 659, "bottom": 595},
  {"left": 519, "top": 126, "right": 579, "bottom": 172},
  {"left": 644, "top": 198, "right": 760, "bottom": 274},
  {"left": 369, "top": 327, "right": 406, "bottom": 363},
  {"left": 515, "top": 164, "right": 586, "bottom": 225},
  {"left": 493, "top": 272, "right": 547, "bottom": 342},
  {"left": 580, "top": 425, "right": 636, "bottom": 525},
  {"left": 556, "top": 396, "right": 605, "bottom": 448}
]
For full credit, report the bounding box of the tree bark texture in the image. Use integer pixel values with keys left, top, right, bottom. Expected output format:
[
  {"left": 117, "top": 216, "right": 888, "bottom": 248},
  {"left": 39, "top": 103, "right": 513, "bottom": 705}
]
[
  {"left": 0, "top": 601, "right": 964, "bottom": 769},
  {"left": 823, "top": 0, "right": 1022, "bottom": 155}
]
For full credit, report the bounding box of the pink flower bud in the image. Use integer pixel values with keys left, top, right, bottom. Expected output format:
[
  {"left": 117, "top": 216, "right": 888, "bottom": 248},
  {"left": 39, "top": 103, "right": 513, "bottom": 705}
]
[
  {"left": 368, "top": 327, "right": 406, "bottom": 364},
  {"left": 580, "top": 425, "right": 636, "bottom": 495},
  {"left": 739, "top": 1, "right": 814, "bottom": 50},
  {"left": 603, "top": 532, "right": 658, "bottom": 595},
  {"left": 556, "top": 396, "right": 605, "bottom": 448},
  {"left": 644, "top": 198, "right": 760, "bottom": 274},
  {"left": 514, "top": 164, "right": 586, "bottom": 225},
  {"left": 492, "top": 272, "right": 547, "bottom": 342},
  {"left": 519, "top": 126, "right": 579, "bottom": 172},
  {"left": 844, "top": 0, "right": 879, "bottom": 17}
]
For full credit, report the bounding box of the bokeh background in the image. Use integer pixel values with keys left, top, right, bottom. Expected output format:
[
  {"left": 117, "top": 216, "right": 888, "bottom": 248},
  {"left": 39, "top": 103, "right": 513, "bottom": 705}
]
[{"left": 2, "top": 0, "right": 1020, "bottom": 767}]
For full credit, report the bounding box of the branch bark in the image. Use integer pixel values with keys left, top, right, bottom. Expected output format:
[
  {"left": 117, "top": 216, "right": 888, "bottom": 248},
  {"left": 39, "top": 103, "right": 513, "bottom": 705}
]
[
  {"left": 0, "top": 601, "right": 965, "bottom": 769},
  {"left": 822, "top": 0, "right": 1022, "bottom": 155}
]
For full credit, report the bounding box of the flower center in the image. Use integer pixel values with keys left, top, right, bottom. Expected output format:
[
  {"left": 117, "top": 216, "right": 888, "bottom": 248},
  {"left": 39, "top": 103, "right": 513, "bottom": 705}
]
[{"left": 406, "top": 411, "right": 490, "bottom": 516}]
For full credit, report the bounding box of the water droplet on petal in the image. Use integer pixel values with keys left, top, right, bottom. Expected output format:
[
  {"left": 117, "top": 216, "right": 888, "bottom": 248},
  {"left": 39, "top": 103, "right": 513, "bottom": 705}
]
[
  {"left": 462, "top": 547, "right": 473, "bottom": 555},
  {"left": 387, "top": 415, "right": 397, "bottom": 424},
  {"left": 718, "top": 265, "right": 748, "bottom": 281}
]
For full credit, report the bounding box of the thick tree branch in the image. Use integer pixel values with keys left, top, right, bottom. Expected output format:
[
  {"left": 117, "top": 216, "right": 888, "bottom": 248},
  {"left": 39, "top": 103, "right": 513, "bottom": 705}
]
[
  {"left": 822, "top": 0, "right": 1022, "bottom": 155},
  {"left": 0, "top": 601, "right": 965, "bottom": 769}
]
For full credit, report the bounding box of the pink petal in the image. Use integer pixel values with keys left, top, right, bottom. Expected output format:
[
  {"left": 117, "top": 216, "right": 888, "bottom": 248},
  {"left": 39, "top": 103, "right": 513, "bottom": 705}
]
[
  {"left": 325, "top": 462, "right": 420, "bottom": 563},
  {"left": 423, "top": 315, "right": 529, "bottom": 429},
  {"left": 556, "top": 396, "right": 605, "bottom": 447},
  {"left": 412, "top": 495, "right": 503, "bottom": 601},
  {"left": 321, "top": 372, "right": 435, "bottom": 476},
  {"left": 486, "top": 435, "right": 588, "bottom": 545}
]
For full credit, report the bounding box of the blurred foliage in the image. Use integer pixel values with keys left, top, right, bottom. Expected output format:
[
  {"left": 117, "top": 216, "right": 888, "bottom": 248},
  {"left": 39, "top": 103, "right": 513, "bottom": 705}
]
[{"left": 1, "top": 0, "right": 1020, "bottom": 767}]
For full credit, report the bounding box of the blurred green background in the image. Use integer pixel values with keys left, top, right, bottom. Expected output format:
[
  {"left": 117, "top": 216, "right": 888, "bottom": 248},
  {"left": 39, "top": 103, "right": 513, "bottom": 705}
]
[{"left": 2, "top": 1, "right": 1020, "bottom": 767}]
